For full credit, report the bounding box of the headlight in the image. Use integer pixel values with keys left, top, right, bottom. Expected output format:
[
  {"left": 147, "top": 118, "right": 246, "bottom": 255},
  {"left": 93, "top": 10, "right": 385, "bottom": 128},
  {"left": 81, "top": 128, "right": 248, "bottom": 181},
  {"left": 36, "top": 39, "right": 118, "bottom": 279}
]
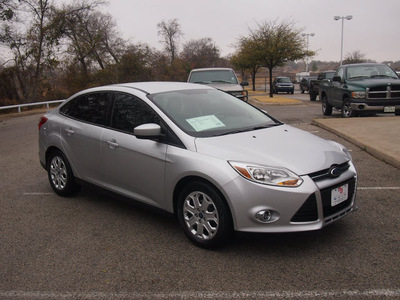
[
  {"left": 229, "top": 161, "right": 303, "bottom": 187},
  {"left": 229, "top": 91, "right": 245, "bottom": 97},
  {"left": 351, "top": 91, "right": 366, "bottom": 99}
]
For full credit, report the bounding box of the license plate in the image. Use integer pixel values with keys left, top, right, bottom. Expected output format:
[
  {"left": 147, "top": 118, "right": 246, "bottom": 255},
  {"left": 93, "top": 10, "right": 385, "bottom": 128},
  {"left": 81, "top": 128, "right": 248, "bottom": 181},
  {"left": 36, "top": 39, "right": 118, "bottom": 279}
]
[
  {"left": 384, "top": 106, "right": 395, "bottom": 113},
  {"left": 331, "top": 183, "right": 348, "bottom": 206}
]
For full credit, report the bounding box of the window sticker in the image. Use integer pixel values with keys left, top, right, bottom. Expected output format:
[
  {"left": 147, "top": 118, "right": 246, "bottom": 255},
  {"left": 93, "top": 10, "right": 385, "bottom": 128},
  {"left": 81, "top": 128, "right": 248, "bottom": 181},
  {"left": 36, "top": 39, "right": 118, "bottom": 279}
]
[{"left": 186, "top": 115, "right": 225, "bottom": 132}]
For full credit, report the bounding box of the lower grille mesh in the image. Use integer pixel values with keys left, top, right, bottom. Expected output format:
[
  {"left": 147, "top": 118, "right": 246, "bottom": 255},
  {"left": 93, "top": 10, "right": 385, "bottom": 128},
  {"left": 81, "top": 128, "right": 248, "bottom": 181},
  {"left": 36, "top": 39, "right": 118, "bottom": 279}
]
[{"left": 291, "top": 194, "right": 318, "bottom": 222}]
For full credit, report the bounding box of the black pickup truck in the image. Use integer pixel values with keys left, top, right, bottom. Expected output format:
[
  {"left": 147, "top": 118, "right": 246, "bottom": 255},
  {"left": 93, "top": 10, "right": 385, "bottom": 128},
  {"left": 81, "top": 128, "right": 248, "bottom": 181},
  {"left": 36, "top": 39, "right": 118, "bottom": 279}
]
[
  {"left": 319, "top": 63, "right": 400, "bottom": 117},
  {"left": 309, "top": 71, "right": 336, "bottom": 101}
]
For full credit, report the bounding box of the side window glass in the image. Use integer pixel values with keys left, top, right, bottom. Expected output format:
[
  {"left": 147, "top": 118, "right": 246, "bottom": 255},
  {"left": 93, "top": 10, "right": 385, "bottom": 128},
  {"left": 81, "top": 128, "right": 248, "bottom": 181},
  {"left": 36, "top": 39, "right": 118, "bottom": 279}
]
[
  {"left": 61, "top": 93, "right": 110, "bottom": 126},
  {"left": 111, "top": 93, "right": 160, "bottom": 133}
]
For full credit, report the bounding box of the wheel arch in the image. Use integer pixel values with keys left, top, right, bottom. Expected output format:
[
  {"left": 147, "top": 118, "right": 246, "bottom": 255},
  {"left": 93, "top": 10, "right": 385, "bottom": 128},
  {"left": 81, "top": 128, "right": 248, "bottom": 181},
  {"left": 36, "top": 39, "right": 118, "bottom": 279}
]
[
  {"left": 342, "top": 93, "right": 351, "bottom": 101},
  {"left": 45, "top": 146, "right": 64, "bottom": 167},
  {"left": 172, "top": 175, "right": 234, "bottom": 226}
]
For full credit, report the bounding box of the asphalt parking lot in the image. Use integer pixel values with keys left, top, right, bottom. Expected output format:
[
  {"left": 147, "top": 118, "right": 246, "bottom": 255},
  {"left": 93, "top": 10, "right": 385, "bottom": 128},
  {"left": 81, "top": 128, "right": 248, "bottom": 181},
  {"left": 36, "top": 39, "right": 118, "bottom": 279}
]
[{"left": 0, "top": 92, "right": 399, "bottom": 299}]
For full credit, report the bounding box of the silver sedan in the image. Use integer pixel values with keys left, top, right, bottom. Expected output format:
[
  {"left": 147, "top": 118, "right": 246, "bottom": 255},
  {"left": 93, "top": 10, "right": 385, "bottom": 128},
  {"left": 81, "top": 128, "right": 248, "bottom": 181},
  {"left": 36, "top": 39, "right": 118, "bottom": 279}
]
[{"left": 39, "top": 82, "right": 357, "bottom": 248}]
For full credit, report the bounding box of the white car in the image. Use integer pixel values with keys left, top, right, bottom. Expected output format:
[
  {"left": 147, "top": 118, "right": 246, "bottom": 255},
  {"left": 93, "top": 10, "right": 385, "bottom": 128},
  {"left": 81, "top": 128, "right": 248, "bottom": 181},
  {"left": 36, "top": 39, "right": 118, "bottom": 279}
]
[{"left": 39, "top": 82, "right": 357, "bottom": 248}]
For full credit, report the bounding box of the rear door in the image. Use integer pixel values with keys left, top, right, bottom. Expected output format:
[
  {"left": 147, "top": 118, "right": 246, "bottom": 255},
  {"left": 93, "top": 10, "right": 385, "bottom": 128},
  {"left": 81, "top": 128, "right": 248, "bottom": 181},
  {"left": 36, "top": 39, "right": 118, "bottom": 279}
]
[
  {"left": 60, "top": 92, "right": 111, "bottom": 185},
  {"left": 100, "top": 92, "right": 168, "bottom": 208}
]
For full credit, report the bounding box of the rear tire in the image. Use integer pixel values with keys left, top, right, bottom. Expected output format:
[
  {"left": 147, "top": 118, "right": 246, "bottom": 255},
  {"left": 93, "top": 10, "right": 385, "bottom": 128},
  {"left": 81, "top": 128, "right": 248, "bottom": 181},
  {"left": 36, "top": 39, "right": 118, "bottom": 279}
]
[
  {"left": 47, "top": 150, "right": 80, "bottom": 196},
  {"left": 322, "top": 95, "right": 332, "bottom": 116},
  {"left": 310, "top": 90, "right": 317, "bottom": 101},
  {"left": 177, "top": 181, "right": 233, "bottom": 249}
]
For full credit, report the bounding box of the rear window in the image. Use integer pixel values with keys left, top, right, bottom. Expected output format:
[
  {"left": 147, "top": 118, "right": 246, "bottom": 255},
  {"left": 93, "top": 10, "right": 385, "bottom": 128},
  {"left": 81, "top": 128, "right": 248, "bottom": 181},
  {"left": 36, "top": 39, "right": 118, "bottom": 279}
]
[{"left": 60, "top": 92, "right": 110, "bottom": 126}]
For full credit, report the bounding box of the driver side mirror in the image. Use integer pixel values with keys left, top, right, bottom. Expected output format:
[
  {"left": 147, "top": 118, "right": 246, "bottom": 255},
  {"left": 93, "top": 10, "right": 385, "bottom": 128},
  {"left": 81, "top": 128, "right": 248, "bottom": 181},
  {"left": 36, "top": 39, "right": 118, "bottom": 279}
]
[
  {"left": 134, "top": 123, "right": 164, "bottom": 141},
  {"left": 240, "top": 81, "right": 249, "bottom": 87},
  {"left": 332, "top": 75, "right": 342, "bottom": 83}
]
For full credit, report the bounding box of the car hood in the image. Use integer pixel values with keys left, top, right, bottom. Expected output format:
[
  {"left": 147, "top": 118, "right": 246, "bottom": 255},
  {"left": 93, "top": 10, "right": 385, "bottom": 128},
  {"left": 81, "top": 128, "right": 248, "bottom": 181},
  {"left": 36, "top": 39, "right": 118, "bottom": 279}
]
[
  {"left": 347, "top": 77, "right": 400, "bottom": 89},
  {"left": 206, "top": 83, "right": 243, "bottom": 92},
  {"left": 194, "top": 124, "right": 349, "bottom": 176}
]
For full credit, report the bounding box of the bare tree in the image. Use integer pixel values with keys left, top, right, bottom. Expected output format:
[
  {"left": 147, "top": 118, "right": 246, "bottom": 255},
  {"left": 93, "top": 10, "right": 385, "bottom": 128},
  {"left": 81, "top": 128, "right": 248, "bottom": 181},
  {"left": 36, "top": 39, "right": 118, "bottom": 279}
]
[
  {"left": 157, "top": 18, "right": 183, "bottom": 62},
  {"left": 53, "top": 1, "right": 120, "bottom": 78},
  {"left": 1, "top": 0, "right": 59, "bottom": 103},
  {"left": 181, "top": 37, "right": 220, "bottom": 68},
  {"left": 343, "top": 50, "right": 370, "bottom": 64}
]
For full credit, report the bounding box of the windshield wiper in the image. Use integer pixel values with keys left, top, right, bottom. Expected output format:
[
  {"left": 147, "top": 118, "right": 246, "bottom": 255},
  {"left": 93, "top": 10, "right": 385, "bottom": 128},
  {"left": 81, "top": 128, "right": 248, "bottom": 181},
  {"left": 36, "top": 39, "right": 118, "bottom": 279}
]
[
  {"left": 192, "top": 81, "right": 210, "bottom": 84},
  {"left": 252, "top": 123, "right": 281, "bottom": 130},
  {"left": 211, "top": 80, "right": 233, "bottom": 84},
  {"left": 213, "top": 123, "right": 281, "bottom": 136},
  {"left": 349, "top": 76, "right": 369, "bottom": 80}
]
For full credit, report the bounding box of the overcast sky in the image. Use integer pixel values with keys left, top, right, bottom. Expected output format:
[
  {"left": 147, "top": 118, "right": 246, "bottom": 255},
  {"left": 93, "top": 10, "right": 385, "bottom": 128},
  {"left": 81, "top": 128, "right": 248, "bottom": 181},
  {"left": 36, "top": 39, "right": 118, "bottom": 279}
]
[{"left": 104, "top": 0, "right": 400, "bottom": 63}]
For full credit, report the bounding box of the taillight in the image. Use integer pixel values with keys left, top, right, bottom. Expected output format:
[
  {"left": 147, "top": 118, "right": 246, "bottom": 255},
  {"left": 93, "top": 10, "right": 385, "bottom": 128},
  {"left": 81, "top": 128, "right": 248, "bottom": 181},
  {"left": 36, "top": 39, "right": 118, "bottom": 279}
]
[{"left": 38, "top": 116, "right": 48, "bottom": 130}]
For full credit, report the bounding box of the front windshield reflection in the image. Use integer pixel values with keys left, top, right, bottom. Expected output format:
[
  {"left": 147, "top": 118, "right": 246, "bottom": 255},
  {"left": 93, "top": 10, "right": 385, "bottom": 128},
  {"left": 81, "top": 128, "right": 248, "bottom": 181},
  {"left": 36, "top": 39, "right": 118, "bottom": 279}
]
[
  {"left": 150, "top": 89, "right": 279, "bottom": 137},
  {"left": 346, "top": 65, "right": 398, "bottom": 80}
]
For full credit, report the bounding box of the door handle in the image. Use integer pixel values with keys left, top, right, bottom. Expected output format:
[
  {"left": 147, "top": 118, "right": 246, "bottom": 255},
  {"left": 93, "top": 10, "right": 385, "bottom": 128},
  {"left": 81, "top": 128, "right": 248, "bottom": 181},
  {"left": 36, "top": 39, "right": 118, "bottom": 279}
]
[
  {"left": 65, "top": 128, "right": 75, "bottom": 136},
  {"left": 106, "top": 140, "right": 119, "bottom": 149}
]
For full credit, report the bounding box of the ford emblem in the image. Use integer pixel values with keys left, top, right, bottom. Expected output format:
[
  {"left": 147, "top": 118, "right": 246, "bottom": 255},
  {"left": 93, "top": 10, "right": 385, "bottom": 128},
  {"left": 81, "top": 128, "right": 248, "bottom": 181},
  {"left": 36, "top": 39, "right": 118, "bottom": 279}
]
[{"left": 329, "top": 166, "right": 342, "bottom": 177}]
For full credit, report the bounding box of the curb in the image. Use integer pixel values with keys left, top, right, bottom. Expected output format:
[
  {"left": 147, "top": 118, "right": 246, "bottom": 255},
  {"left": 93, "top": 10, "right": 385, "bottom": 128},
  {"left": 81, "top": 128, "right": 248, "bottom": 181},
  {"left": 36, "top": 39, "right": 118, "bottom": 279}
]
[{"left": 312, "top": 118, "right": 400, "bottom": 170}]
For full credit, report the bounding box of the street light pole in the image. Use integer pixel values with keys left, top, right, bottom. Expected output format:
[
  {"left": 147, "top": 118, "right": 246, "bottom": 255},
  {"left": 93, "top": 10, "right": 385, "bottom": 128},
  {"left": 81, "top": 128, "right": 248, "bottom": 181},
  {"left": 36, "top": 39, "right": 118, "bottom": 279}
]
[
  {"left": 334, "top": 15, "right": 353, "bottom": 65},
  {"left": 302, "top": 33, "right": 315, "bottom": 73}
]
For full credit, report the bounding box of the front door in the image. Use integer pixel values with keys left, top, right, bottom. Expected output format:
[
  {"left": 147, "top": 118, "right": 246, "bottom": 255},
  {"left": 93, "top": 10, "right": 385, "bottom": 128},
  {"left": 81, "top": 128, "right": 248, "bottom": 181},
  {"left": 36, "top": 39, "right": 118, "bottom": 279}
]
[{"left": 100, "top": 92, "right": 167, "bottom": 208}]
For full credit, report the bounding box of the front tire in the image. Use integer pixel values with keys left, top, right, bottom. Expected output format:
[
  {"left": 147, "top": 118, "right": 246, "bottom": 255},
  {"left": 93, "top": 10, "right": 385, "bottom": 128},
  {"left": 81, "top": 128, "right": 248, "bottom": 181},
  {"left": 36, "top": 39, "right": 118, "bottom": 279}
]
[
  {"left": 177, "top": 181, "right": 233, "bottom": 249},
  {"left": 47, "top": 150, "right": 79, "bottom": 196},
  {"left": 322, "top": 94, "right": 332, "bottom": 116},
  {"left": 342, "top": 99, "right": 356, "bottom": 118}
]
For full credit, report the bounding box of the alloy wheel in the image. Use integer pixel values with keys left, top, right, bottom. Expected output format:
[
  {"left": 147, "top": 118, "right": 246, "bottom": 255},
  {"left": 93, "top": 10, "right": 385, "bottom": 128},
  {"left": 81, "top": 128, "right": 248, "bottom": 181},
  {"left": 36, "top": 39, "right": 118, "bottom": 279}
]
[
  {"left": 50, "top": 156, "right": 68, "bottom": 191},
  {"left": 183, "top": 191, "right": 219, "bottom": 241}
]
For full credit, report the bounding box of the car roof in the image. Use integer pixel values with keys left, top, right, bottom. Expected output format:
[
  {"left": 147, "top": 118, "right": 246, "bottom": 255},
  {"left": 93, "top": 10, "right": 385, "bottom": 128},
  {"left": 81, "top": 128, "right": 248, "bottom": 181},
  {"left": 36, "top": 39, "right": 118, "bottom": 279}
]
[
  {"left": 343, "top": 63, "right": 386, "bottom": 68},
  {"left": 75, "top": 82, "right": 213, "bottom": 96},
  {"left": 190, "top": 68, "right": 234, "bottom": 72}
]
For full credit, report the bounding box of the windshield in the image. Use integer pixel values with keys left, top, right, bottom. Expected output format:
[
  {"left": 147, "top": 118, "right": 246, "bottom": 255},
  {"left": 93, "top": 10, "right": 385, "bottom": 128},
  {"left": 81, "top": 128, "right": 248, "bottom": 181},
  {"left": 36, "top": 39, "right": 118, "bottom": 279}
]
[
  {"left": 188, "top": 70, "right": 239, "bottom": 85},
  {"left": 277, "top": 77, "right": 291, "bottom": 83},
  {"left": 150, "top": 89, "right": 279, "bottom": 137},
  {"left": 325, "top": 72, "right": 335, "bottom": 80},
  {"left": 346, "top": 65, "right": 398, "bottom": 80}
]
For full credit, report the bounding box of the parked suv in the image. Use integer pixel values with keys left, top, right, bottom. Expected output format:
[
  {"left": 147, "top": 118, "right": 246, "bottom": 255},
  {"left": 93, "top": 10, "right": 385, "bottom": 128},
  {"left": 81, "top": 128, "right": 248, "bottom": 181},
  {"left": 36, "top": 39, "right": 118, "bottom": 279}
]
[
  {"left": 272, "top": 77, "right": 294, "bottom": 94},
  {"left": 188, "top": 68, "right": 248, "bottom": 101}
]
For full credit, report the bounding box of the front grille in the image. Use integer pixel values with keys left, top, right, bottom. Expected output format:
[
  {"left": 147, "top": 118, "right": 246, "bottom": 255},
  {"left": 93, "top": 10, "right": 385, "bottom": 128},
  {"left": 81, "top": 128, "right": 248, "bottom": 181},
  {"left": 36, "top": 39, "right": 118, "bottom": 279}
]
[
  {"left": 321, "top": 177, "right": 356, "bottom": 218},
  {"left": 291, "top": 194, "right": 318, "bottom": 222},
  {"left": 367, "top": 85, "right": 400, "bottom": 99},
  {"left": 308, "top": 162, "right": 350, "bottom": 182}
]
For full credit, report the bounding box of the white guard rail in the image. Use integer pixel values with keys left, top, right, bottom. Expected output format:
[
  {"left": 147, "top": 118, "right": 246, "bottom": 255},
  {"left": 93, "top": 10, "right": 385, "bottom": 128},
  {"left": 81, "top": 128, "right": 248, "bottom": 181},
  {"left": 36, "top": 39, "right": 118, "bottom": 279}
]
[{"left": 0, "top": 100, "right": 65, "bottom": 113}]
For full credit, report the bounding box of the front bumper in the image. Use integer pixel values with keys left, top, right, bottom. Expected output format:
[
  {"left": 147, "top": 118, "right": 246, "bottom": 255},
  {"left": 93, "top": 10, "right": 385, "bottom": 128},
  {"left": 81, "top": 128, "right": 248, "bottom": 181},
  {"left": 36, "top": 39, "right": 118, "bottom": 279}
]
[
  {"left": 223, "top": 162, "right": 357, "bottom": 233},
  {"left": 228, "top": 90, "right": 249, "bottom": 102},
  {"left": 350, "top": 100, "right": 400, "bottom": 113},
  {"left": 275, "top": 86, "right": 294, "bottom": 93}
]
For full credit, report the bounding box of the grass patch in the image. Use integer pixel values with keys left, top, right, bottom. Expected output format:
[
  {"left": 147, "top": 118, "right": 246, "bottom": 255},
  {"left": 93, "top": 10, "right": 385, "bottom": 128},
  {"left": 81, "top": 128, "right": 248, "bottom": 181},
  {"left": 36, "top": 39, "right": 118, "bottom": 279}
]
[{"left": 252, "top": 94, "right": 301, "bottom": 104}]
